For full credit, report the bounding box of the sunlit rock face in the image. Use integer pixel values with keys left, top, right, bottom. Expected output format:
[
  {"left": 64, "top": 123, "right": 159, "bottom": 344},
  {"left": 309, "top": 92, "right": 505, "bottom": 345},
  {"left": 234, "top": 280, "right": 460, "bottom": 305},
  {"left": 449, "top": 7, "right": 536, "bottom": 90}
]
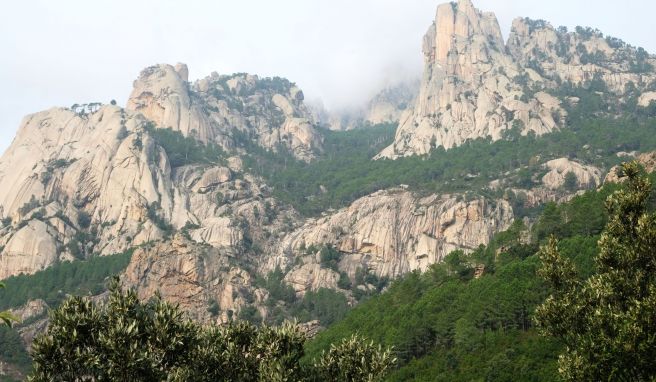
[
  {"left": 377, "top": 0, "right": 656, "bottom": 159},
  {"left": 127, "top": 64, "right": 322, "bottom": 162},
  {"left": 0, "top": 64, "right": 313, "bottom": 279},
  {"left": 274, "top": 189, "right": 513, "bottom": 280}
]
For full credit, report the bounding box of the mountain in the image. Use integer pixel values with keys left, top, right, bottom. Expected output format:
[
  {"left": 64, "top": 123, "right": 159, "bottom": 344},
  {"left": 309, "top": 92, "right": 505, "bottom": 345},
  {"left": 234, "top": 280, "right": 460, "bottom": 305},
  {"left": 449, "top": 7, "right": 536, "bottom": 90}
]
[
  {"left": 377, "top": 0, "right": 656, "bottom": 158},
  {"left": 2, "top": 0, "right": 656, "bottom": 379},
  {"left": 366, "top": 80, "right": 420, "bottom": 125},
  {"left": 0, "top": 64, "right": 318, "bottom": 281},
  {"left": 319, "top": 78, "right": 420, "bottom": 131}
]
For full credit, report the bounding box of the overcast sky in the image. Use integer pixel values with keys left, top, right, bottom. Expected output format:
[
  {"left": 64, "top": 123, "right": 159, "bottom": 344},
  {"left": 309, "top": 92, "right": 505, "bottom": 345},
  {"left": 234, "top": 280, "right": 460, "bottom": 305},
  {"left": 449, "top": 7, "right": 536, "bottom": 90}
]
[{"left": 1, "top": 0, "right": 654, "bottom": 154}]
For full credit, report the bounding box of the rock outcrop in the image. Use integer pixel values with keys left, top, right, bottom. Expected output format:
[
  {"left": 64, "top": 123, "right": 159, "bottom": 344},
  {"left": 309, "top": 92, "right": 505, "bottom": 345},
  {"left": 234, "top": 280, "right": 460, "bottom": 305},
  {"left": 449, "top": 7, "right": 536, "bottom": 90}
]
[
  {"left": 605, "top": 151, "right": 656, "bottom": 183},
  {"left": 127, "top": 65, "right": 322, "bottom": 161},
  {"left": 0, "top": 66, "right": 306, "bottom": 279},
  {"left": 377, "top": 0, "right": 564, "bottom": 158},
  {"left": 377, "top": 0, "right": 656, "bottom": 159},
  {"left": 541, "top": 158, "right": 602, "bottom": 190},
  {"left": 276, "top": 189, "right": 513, "bottom": 279},
  {"left": 122, "top": 235, "right": 258, "bottom": 323},
  {"left": 507, "top": 19, "right": 656, "bottom": 94},
  {"left": 127, "top": 64, "right": 214, "bottom": 142},
  {"left": 366, "top": 80, "right": 419, "bottom": 124}
]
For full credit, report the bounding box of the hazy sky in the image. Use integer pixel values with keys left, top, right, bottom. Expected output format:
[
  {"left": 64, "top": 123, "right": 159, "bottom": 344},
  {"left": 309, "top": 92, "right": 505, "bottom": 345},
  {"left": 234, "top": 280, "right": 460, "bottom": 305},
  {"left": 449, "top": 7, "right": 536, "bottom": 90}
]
[{"left": 1, "top": 0, "right": 655, "bottom": 154}]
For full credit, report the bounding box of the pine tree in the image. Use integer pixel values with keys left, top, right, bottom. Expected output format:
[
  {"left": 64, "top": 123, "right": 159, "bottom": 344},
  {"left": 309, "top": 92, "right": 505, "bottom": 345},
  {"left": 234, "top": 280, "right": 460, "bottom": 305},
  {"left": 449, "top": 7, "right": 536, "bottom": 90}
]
[{"left": 535, "top": 161, "right": 656, "bottom": 381}]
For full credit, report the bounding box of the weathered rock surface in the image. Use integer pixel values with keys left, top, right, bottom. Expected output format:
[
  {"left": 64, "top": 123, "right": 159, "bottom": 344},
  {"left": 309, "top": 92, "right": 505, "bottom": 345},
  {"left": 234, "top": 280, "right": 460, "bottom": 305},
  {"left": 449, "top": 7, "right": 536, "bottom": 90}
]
[
  {"left": 605, "top": 151, "right": 656, "bottom": 183},
  {"left": 127, "top": 63, "right": 214, "bottom": 141},
  {"left": 127, "top": 65, "right": 322, "bottom": 161},
  {"left": 507, "top": 18, "right": 656, "bottom": 95},
  {"left": 377, "top": 0, "right": 564, "bottom": 158},
  {"left": 122, "top": 235, "right": 255, "bottom": 323},
  {"left": 541, "top": 158, "right": 602, "bottom": 190},
  {"left": 0, "top": 67, "right": 305, "bottom": 279},
  {"left": 276, "top": 189, "right": 513, "bottom": 279},
  {"left": 377, "top": 0, "right": 656, "bottom": 159}
]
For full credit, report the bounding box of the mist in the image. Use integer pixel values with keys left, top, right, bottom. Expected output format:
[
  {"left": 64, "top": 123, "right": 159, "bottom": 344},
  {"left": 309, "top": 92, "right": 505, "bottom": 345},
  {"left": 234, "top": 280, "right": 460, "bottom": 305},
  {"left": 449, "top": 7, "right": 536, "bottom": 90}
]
[{"left": 1, "top": 0, "right": 655, "bottom": 153}]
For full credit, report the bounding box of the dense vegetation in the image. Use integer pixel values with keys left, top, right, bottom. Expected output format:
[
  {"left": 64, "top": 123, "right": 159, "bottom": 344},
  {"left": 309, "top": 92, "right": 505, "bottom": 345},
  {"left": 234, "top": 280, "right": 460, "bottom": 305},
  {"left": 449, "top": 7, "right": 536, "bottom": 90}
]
[
  {"left": 0, "top": 283, "right": 17, "bottom": 327},
  {"left": 305, "top": 170, "right": 656, "bottom": 381},
  {"left": 0, "top": 249, "right": 133, "bottom": 311},
  {"left": 144, "top": 123, "right": 227, "bottom": 167},
  {"left": 0, "top": 250, "right": 134, "bottom": 379},
  {"left": 242, "top": 84, "right": 656, "bottom": 216},
  {"left": 246, "top": 264, "right": 352, "bottom": 328},
  {"left": 535, "top": 163, "right": 656, "bottom": 381},
  {"left": 28, "top": 279, "right": 394, "bottom": 382}
]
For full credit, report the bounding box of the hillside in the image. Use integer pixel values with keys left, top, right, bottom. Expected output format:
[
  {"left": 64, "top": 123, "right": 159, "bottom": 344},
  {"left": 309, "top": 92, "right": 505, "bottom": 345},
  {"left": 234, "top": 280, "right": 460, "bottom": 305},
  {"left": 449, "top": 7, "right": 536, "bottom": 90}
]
[
  {"left": 305, "top": 171, "right": 656, "bottom": 381},
  {"left": 2, "top": 0, "right": 656, "bottom": 379}
]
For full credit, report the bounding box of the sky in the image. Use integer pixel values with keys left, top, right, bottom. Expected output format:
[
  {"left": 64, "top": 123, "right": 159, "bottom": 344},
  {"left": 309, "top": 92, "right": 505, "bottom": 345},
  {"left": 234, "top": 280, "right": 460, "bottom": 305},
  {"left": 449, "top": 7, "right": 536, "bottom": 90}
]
[{"left": 1, "top": 0, "right": 655, "bottom": 154}]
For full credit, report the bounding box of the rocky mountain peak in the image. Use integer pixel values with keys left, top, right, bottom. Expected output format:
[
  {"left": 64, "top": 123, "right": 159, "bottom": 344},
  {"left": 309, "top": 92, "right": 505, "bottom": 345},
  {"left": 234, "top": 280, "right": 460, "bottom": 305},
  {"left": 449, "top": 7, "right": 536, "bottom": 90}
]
[
  {"left": 127, "top": 63, "right": 214, "bottom": 141},
  {"left": 377, "top": 0, "right": 656, "bottom": 159},
  {"left": 428, "top": 0, "right": 503, "bottom": 67},
  {"left": 126, "top": 63, "right": 322, "bottom": 161},
  {"left": 377, "top": 0, "right": 562, "bottom": 159}
]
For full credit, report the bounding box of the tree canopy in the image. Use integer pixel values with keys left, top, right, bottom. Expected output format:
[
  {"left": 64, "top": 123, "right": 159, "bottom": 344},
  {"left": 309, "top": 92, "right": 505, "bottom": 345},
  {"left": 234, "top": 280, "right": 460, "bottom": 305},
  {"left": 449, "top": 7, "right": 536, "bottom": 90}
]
[
  {"left": 28, "top": 278, "right": 394, "bottom": 382},
  {"left": 535, "top": 162, "right": 656, "bottom": 381}
]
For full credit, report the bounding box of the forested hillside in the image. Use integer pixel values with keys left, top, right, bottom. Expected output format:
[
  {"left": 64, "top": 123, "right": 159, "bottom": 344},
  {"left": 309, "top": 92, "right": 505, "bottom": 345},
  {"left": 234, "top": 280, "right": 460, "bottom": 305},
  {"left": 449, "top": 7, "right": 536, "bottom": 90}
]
[
  {"left": 304, "top": 172, "right": 656, "bottom": 381},
  {"left": 246, "top": 83, "right": 656, "bottom": 216}
]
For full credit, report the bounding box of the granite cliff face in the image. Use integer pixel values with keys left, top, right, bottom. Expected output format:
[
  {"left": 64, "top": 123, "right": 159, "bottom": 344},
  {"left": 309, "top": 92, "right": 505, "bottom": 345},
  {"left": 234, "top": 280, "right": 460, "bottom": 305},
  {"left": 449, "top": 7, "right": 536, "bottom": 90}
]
[
  {"left": 0, "top": 61, "right": 515, "bottom": 324},
  {"left": 120, "top": 189, "right": 513, "bottom": 320},
  {"left": 0, "top": 65, "right": 308, "bottom": 280},
  {"left": 377, "top": 0, "right": 656, "bottom": 159},
  {"left": 365, "top": 80, "right": 419, "bottom": 125},
  {"left": 276, "top": 189, "right": 512, "bottom": 281},
  {"left": 127, "top": 64, "right": 322, "bottom": 162},
  {"left": 3, "top": 0, "right": 650, "bottom": 345}
]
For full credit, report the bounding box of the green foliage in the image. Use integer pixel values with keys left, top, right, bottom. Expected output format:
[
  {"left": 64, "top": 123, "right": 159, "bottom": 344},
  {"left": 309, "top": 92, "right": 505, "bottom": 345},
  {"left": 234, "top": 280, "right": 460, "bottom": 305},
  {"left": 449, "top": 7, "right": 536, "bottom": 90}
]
[
  {"left": 29, "top": 280, "right": 199, "bottom": 381},
  {"left": 0, "top": 325, "right": 32, "bottom": 376},
  {"left": 313, "top": 334, "right": 396, "bottom": 382},
  {"left": 532, "top": 180, "right": 624, "bottom": 242},
  {"left": 0, "top": 250, "right": 133, "bottom": 311},
  {"left": 147, "top": 201, "right": 174, "bottom": 233},
  {"left": 319, "top": 245, "right": 341, "bottom": 271},
  {"left": 304, "top": 250, "right": 559, "bottom": 381},
  {"left": 337, "top": 271, "right": 352, "bottom": 290},
  {"left": 207, "top": 299, "right": 220, "bottom": 317},
  {"left": 18, "top": 195, "right": 39, "bottom": 216},
  {"left": 256, "top": 267, "right": 296, "bottom": 304},
  {"left": 246, "top": 92, "right": 656, "bottom": 216},
  {"left": 562, "top": 171, "right": 578, "bottom": 192},
  {"left": 304, "top": 174, "right": 638, "bottom": 380},
  {"left": 77, "top": 210, "right": 91, "bottom": 229},
  {"left": 291, "top": 289, "right": 349, "bottom": 327},
  {"left": 28, "top": 281, "right": 392, "bottom": 382},
  {"left": 535, "top": 162, "right": 656, "bottom": 381},
  {"left": 144, "top": 123, "right": 227, "bottom": 167},
  {"left": 0, "top": 283, "right": 19, "bottom": 327},
  {"left": 238, "top": 305, "right": 262, "bottom": 325}
]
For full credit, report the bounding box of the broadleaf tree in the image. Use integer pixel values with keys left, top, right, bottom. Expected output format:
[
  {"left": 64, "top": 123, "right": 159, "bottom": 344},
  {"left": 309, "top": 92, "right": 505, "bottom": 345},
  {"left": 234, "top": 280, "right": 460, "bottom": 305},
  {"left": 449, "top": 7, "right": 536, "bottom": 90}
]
[
  {"left": 535, "top": 161, "right": 656, "bottom": 381},
  {"left": 28, "top": 277, "right": 394, "bottom": 381}
]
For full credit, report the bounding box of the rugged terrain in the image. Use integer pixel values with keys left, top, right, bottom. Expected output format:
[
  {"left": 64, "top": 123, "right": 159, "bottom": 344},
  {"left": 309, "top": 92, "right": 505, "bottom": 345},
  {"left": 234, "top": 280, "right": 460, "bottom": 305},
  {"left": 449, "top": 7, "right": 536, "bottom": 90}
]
[
  {"left": 2, "top": 0, "right": 656, "bottom": 379},
  {"left": 377, "top": 0, "right": 656, "bottom": 158}
]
